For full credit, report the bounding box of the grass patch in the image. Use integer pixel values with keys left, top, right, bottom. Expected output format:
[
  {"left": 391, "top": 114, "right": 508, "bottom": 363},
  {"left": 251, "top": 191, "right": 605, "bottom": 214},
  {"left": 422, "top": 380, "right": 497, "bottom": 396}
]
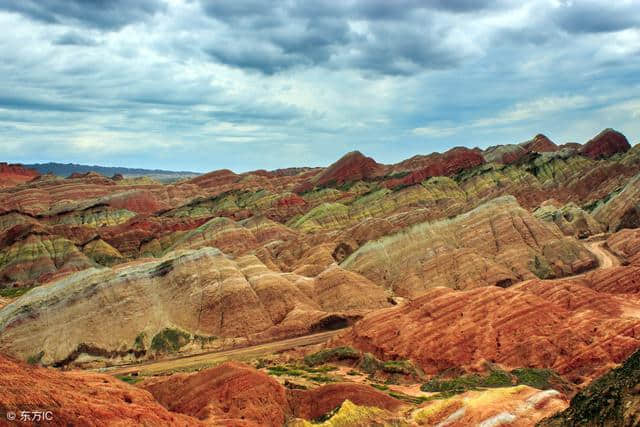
[
  {"left": 421, "top": 366, "right": 568, "bottom": 396},
  {"left": 134, "top": 332, "right": 146, "bottom": 350},
  {"left": 371, "top": 383, "right": 389, "bottom": 391},
  {"left": 382, "top": 360, "right": 415, "bottom": 375},
  {"left": 150, "top": 328, "right": 191, "bottom": 353},
  {"left": 307, "top": 374, "right": 335, "bottom": 383},
  {"left": 304, "top": 346, "right": 360, "bottom": 366},
  {"left": 312, "top": 405, "right": 341, "bottom": 424},
  {"left": 358, "top": 352, "right": 384, "bottom": 374},
  {"left": 511, "top": 368, "right": 555, "bottom": 389},
  {"left": 267, "top": 365, "right": 305, "bottom": 377},
  {"left": 421, "top": 369, "right": 512, "bottom": 393},
  {"left": 27, "top": 351, "right": 44, "bottom": 365},
  {"left": 0, "top": 286, "right": 35, "bottom": 298},
  {"left": 193, "top": 334, "right": 217, "bottom": 348},
  {"left": 116, "top": 374, "right": 143, "bottom": 385}
]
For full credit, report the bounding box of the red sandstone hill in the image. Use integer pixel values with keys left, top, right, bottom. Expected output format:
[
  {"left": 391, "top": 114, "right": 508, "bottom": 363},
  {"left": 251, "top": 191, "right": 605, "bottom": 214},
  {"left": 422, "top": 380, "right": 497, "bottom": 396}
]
[
  {"left": 0, "top": 353, "right": 199, "bottom": 426},
  {"left": 0, "top": 162, "right": 39, "bottom": 188},
  {"left": 580, "top": 128, "right": 631, "bottom": 159},
  {"left": 384, "top": 146, "right": 485, "bottom": 188},
  {"left": 294, "top": 151, "right": 384, "bottom": 193},
  {"left": 142, "top": 361, "right": 403, "bottom": 426},
  {"left": 331, "top": 283, "right": 640, "bottom": 383},
  {"left": 522, "top": 134, "right": 559, "bottom": 153}
]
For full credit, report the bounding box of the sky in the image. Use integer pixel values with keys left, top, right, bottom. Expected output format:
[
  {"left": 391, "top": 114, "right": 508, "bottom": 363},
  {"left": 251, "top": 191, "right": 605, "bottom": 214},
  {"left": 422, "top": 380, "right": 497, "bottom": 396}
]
[{"left": 1, "top": 0, "right": 639, "bottom": 173}]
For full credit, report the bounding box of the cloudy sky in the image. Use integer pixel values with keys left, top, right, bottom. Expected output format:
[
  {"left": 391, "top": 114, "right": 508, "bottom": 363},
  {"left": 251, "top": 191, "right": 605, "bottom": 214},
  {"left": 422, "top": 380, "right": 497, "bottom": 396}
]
[{"left": 1, "top": 0, "right": 639, "bottom": 172}]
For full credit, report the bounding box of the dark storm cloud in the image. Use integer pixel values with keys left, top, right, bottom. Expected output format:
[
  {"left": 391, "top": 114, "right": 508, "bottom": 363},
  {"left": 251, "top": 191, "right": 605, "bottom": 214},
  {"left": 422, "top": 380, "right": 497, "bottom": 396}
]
[
  {"left": 53, "top": 32, "right": 100, "bottom": 46},
  {"left": 198, "top": 0, "right": 487, "bottom": 75},
  {"left": 2, "top": 0, "right": 640, "bottom": 172},
  {"left": 0, "top": 95, "right": 89, "bottom": 113},
  {"left": 554, "top": 1, "right": 640, "bottom": 34},
  {"left": 0, "top": 0, "right": 165, "bottom": 30}
]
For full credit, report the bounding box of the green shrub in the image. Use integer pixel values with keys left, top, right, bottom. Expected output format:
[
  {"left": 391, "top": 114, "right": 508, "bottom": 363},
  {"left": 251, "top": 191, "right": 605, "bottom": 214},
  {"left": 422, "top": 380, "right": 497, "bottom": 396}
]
[
  {"left": 511, "top": 367, "right": 555, "bottom": 390},
  {"left": 357, "top": 353, "right": 384, "bottom": 374},
  {"left": 304, "top": 346, "right": 360, "bottom": 366},
  {"left": 0, "top": 287, "right": 34, "bottom": 298},
  {"left": 382, "top": 360, "right": 415, "bottom": 375},
  {"left": 27, "top": 351, "right": 44, "bottom": 365},
  {"left": 267, "top": 365, "right": 304, "bottom": 377},
  {"left": 371, "top": 383, "right": 389, "bottom": 391},
  {"left": 134, "top": 332, "right": 146, "bottom": 350},
  {"left": 150, "top": 328, "right": 191, "bottom": 353}
]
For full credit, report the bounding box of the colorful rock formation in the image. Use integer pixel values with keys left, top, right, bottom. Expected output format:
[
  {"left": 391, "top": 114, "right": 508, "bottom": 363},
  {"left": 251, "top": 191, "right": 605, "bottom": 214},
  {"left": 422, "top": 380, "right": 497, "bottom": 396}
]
[
  {"left": 0, "top": 162, "right": 39, "bottom": 187},
  {"left": 0, "top": 353, "right": 199, "bottom": 425},
  {"left": 331, "top": 284, "right": 640, "bottom": 381},
  {"left": 0, "top": 247, "right": 390, "bottom": 366},
  {"left": 341, "top": 196, "right": 596, "bottom": 296},
  {"left": 579, "top": 128, "right": 631, "bottom": 159}
]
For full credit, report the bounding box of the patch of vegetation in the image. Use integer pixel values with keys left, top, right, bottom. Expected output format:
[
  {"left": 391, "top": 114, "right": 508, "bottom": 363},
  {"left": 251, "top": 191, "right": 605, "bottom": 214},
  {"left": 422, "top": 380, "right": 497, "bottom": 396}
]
[
  {"left": 530, "top": 255, "right": 554, "bottom": 279},
  {"left": 284, "top": 380, "right": 307, "bottom": 390},
  {"left": 582, "top": 187, "right": 623, "bottom": 212},
  {"left": 371, "top": 383, "right": 389, "bottom": 391},
  {"left": 304, "top": 346, "right": 361, "bottom": 366},
  {"left": 267, "top": 365, "right": 305, "bottom": 377},
  {"left": 150, "top": 328, "right": 191, "bottom": 353},
  {"left": 27, "top": 351, "right": 44, "bottom": 365},
  {"left": 347, "top": 369, "right": 360, "bottom": 376},
  {"left": 133, "top": 332, "right": 146, "bottom": 351},
  {"left": 382, "top": 360, "right": 415, "bottom": 375},
  {"left": 388, "top": 391, "right": 431, "bottom": 405},
  {"left": 302, "top": 364, "right": 338, "bottom": 374},
  {"left": 307, "top": 374, "right": 335, "bottom": 383},
  {"left": 421, "top": 366, "right": 569, "bottom": 398},
  {"left": 357, "top": 352, "right": 384, "bottom": 374},
  {"left": 511, "top": 368, "right": 557, "bottom": 390},
  {"left": 538, "top": 349, "right": 640, "bottom": 426},
  {"left": 116, "top": 374, "right": 143, "bottom": 385},
  {"left": 385, "top": 171, "right": 410, "bottom": 179},
  {"left": 0, "top": 286, "right": 34, "bottom": 298},
  {"left": 193, "top": 334, "right": 217, "bottom": 348},
  {"left": 312, "top": 404, "right": 341, "bottom": 424},
  {"left": 421, "top": 369, "right": 512, "bottom": 393}
]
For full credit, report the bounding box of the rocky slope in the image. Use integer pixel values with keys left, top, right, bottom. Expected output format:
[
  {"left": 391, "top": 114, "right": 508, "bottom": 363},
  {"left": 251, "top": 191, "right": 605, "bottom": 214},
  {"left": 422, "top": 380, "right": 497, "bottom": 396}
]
[
  {"left": 538, "top": 348, "right": 640, "bottom": 426},
  {"left": 579, "top": 128, "right": 631, "bottom": 159},
  {"left": 341, "top": 196, "right": 596, "bottom": 297},
  {"left": 330, "top": 283, "right": 640, "bottom": 381},
  {"left": 0, "top": 163, "right": 39, "bottom": 188},
  {"left": 0, "top": 247, "right": 390, "bottom": 366},
  {"left": 0, "top": 353, "right": 199, "bottom": 426},
  {"left": 594, "top": 172, "right": 640, "bottom": 232}
]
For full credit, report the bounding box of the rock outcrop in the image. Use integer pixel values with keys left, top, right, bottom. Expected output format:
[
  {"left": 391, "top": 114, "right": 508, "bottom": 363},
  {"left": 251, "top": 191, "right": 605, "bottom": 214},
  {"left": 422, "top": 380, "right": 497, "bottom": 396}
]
[
  {"left": 594, "top": 173, "right": 640, "bottom": 231},
  {"left": 341, "top": 196, "right": 597, "bottom": 297},
  {"left": 580, "top": 128, "right": 631, "bottom": 159},
  {"left": 143, "top": 361, "right": 404, "bottom": 426},
  {"left": 534, "top": 200, "right": 604, "bottom": 238},
  {"left": 0, "top": 353, "right": 199, "bottom": 425},
  {"left": 0, "top": 163, "right": 39, "bottom": 187},
  {"left": 0, "top": 247, "right": 390, "bottom": 366},
  {"left": 331, "top": 285, "right": 640, "bottom": 380},
  {"left": 539, "top": 348, "right": 640, "bottom": 427}
]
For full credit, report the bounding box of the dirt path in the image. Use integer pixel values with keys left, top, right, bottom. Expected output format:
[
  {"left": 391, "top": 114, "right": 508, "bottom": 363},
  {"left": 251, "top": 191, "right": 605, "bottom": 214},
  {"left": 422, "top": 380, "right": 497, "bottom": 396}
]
[
  {"left": 585, "top": 240, "right": 620, "bottom": 269},
  {"left": 101, "top": 329, "right": 341, "bottom": 377}
]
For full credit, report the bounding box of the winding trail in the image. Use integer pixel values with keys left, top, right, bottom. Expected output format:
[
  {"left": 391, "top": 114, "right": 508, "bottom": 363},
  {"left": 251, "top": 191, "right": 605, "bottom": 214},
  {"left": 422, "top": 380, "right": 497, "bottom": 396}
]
[
  {"left": 585, "top": 240, "right": 620, "bottom": 270},
  {"left": 101, "top": 329, "right": 342, "bottom": 377}
]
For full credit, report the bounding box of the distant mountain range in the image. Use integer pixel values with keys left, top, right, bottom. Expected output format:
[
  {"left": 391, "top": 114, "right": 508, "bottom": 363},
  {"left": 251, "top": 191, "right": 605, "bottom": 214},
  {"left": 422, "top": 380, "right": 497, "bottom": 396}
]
[{"left": 24, "top": 162, "right": 200, "bottom": 181}]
